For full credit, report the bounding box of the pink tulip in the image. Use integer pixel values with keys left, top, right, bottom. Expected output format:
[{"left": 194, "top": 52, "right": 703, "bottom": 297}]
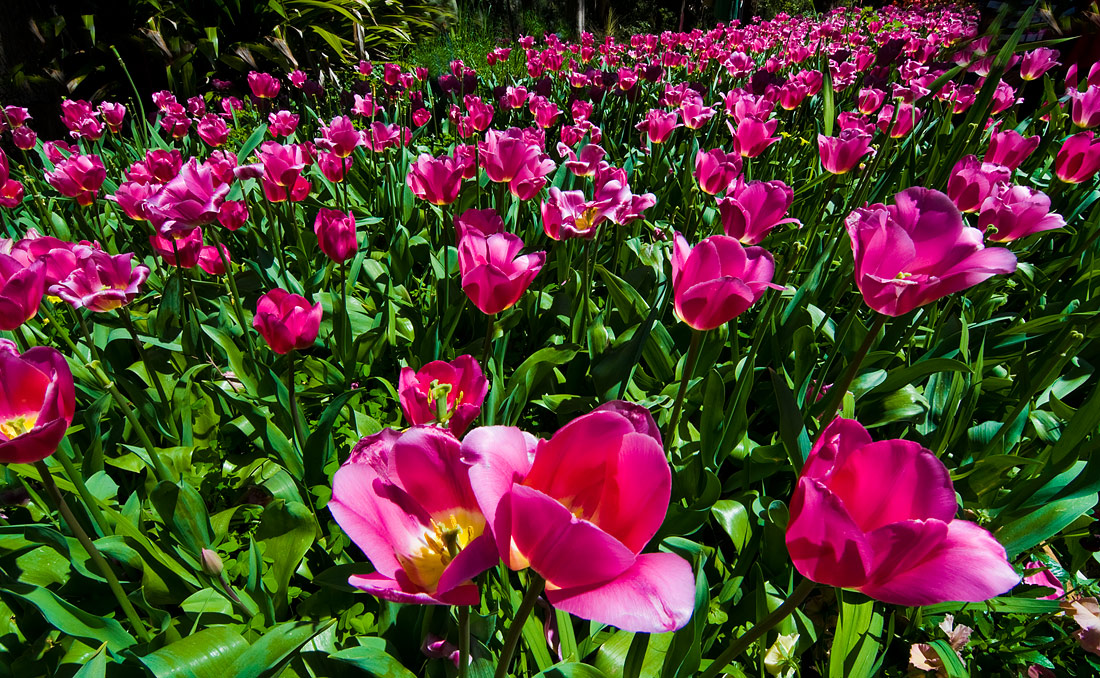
[
  {"left": 502, "top": 86, "right": 528, "bottom": 110},
  {"left": 45, "top": 154, "right": 106, "bottom": 206},
  {"left": 107, "top": 181, "right": 156, "bottom": 221},
  {"left": 0, "top": 346, "right": 75, "bottom": 464},
  {"left": 150, "top": 228, "right": 203, "bottom": 268},
  {"left": 1072, "top": 86, "right": 1100, "bottom": 129},
  {"left": 532, "top": 100, "right": 561, "bottom": 129},
  {"left": 463, "top": 401, "right": 695, "bottom": 632},
  {"left": 316, "top": 152, "right": 350, "bottom": 182},
  {"left": 129, "top": 149, "right": 183, "bottom": 185},
  {"left": 198, "top": 244, "right": 231, "bottom": 276},
  {"left": 146, "top": 159, "right": 230, "bottom": 236},
  {"left": 857, "top": 88, "right": 886, "bottom": 115},
  {"left": 407, "top": 154, "right": 465, "bottom": 206},
  {"left": 1055, "top": 131, "right": 1100, "bottom": 183},
  {"left": 786, "top": 418, "right": 1019, "bottom": 606},
  {"left": 730, "top": 116, "right": 779, "bottom": 157},
  {"left": 12, "top": 126, "right": 36, "bottom": 151},
  {"left": 252, "top": 288, "right": 322, "bottom": 354},
  {"left": 268, "top": 110, "right": 300, "bottom": 137},
  {"left": 464, "top": 95, "right": 494, "bottom": 131},
  {"left": 818, "top": 129, "right": 873, "bottom": 174},
  {"left": 571, "top": 99, "right": 593, "bottom": 122},
  {"left": 978, "top": 184, "right": 1065, "bottom": 242},
  {"left": 399, "top": 355, "right": 488, "bottom": 436},
  {"left": 412, "top": 108, "right": 432, "bottom": 127},
  {"left": 257, "top": 141, "right": 311, "bottom": 201},
  {"left": 985, "top": 130, "right": 1040, "bottom": 170},
  {"left": 248, "top": 71, "right": 281, "bottom": 99},
  {"left": 314, "top": 208, "right": 358, "bottom": 263},
  {"left": 454, "top": 209, "right": 505, "bottom": 242},
  {"left": 319, "top": 116, "right": 362, "bottom": 158},
  {"left": 362, "top": 122, "right": 410, "bottom": 152},
  {"left": 329, "top": 426, "right": 498, "bottom": 604},
  {"left": 876, "top": 103, "right": 922, "bottom": 138},
  {"left": 778, "top": 82, "right": 809, "bottom": 110},
  {"left": 60, "top": 100, "right": 103, "bottom": 141},
  {"left": 196, "top": 114, "right": 229, "bottom": 147},
  {"left": 186, "top": 96, "right": 206, "bottom": 117},
  {"left": 1023, "top": 561, "right": 1064, "bottom": 600},
  {"left": 3, "top": 106, "right": 30, "bottom": 128},
  {"left": 680, "top": 96, "right": 717, "bottom": 129},
  {"left": 636, "top": 109, "right": 681, "bottom": 144},
  {"left": 478, "top": 128, "right": 556, "bottom": 200},
  {"left": 541, "top": 181, "right": 630, "bottom": 241},
  {"left": 51, "top": 250, "right": 149, "bottom": 312},
  {"left": 288, "top": 70, "right": 306, "bottom": 88},
  {"left": 0, "top": 180, "right": 22, "bottom": 209},
  {"left": 717, "top": 178, "right": 798, "bottom": 244},
  {"left": 1019, "top": 47, "right": 1060, "bottom": 81},
  {"left": 159, "top": 104, "right": 191, "bottom": 139},
  {"left": 351, "top": 93, "right": 381, "bottom": 118},
  {"left": 99, "top": 102, "right": 126, "bottom": 133},
  {"left": 0, "top": 255, "right": 46, "bottom": 330},
  {"left": 846, "top": 187, "right": 1017, "bottom": 316},
  {"left": 457, "top": 230, "right": 544, "bottom": 315},
  {"left": 693, "top": 148, "right": 743, "bottom": 195},
  {"left": 4, "top": 232, "right": 78, "bottom": 285},
  {"left": 218, "top": 201, "right": 249, "bottom": 231},
  {"left": 946, "top": 155, "right": 1011, "bottom": 213},
  {"left": 556, "top": 143, "right": 606, "bottom": 178},
  {"left": 672, "top": 233, "right": 778, "bottom": 331}
]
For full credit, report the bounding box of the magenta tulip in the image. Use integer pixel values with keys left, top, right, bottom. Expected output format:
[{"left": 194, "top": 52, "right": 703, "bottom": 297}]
[
  {"left": 99, "top": 102, "right": 126, "bottom": 133},
  {"left": 717, "top": 178, "right": 798, "bottom": 245},
  {"left": 671, "top": 233, "right": 779, "bottom": 331},
  {"left": 329, "top": 427, "right": 498, "bottom": 604},
  {"left": 946, "top": 155, "right": 1012, "bottom": 213},
  {"left": 196, "top": 114, "right": 229, "bottom": 148},
  {"left": 457, "top": 231, "right": 544, "bottom": 315},
  {"left": 399, "top": 355, "right": 488, "bottom": 436},
  {"left": 268, "top": 110, "right": 300, "bottom": 138},
  {"left": 454, "top": 209, "right": 505, "bottom": 241},
  {"left": 51, "top": 250, "right": 149, "bottom": 312},
  {"left": 1071, "top": 86, "right": 1100, "bottom": 129},
  {"left": 478, "top": 128, "right": 556, "bottom": 200},
  {"left": 45, "top": 154, "right": 106, "bottom": 206},
  {"left": 317, "top": 152, "right": 351, "bottom": 182},
  {"left": 818, "top": 129, "right": 873, "bottom": 174},
  {"left": 319, "top": 116, "right": 362, "bottom": 158},
  {"left": 218, "top": 201, "right": 249, "bottom": 231},
  {"left": 846, "top": 187, "right": 1017, "bottom": 316},
  {"left": 786, "top": 418, "right": 1020, "bottom": 606},
  {"left": 857, "top": 88, "right": 886, "bottom": 115},
  {"left": 314, "top": 208, "right": 358, "bottom": 263},
  {"left": 1055, "top": 131, "right": 1100, "bottom": 184},
  {"left": 248, "top": 71, "right": 281, "bottom": 99},
  {"left": 12, "top": 126, "right": 36, "bottom": 151},
  {"left": 1019, "top": 47, "right": 1060, "bottom": 81},
  {"left": 636, "top": 109, "right": 681, "bottom": 144},
  {"left": 253, "top": 288, "right": 322, "bottom": 354},
  {"left": 150, "top": 228, "right": 203, "bottom": 269},
  {"left": 693, "top": 148, "right": 743, "bottom": 195},
  {"left": 876, "top": 103, "right": 922, "bottom": 139},
  {"left": 4, "top": 233, "right": 77, "bottom": 285},
  {"left": 463, "top": 401, "right": 695, "bottom": 632},
  {"left": 541, "top": 183, "right": 629, "bottom": 241},
  {"left": 198, "top": 244, "right": 231, "bottom": 276},
  {"left": 557, "top": 143, "right": 606, "bottom": 178},
  {"left": 0, "top": 346, "right": 75, "bottom": 464},
  {"left": 979, "top": 185, "right": 1066, "bottom": 242},
  {"left": 146, "top": 159, "right": 230, "bottom": 236},
  {"left": 407, "top": 154, "right": 465, "bottom": 206},
  {"left": 0, "top": 255, "right": 46, "bottom": 330},
  {"left": 985, "top": 130, "right": 1040, "bottom": 170},
  {"left": 731, "top": 116, "right": 780, "bottom": 157}
]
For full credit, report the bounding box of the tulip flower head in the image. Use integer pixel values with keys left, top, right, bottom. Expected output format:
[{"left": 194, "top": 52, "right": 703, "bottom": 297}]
[
  {"left": 1055, "top": 131, "right": 1100, "bottom": 184},
  {"left": 45, "top": 154, "right": 106, "bottom": 206},
  {"left": 399, "top": 355, "right": 488, "bottom": 436},
  {"left": 846, "top": 187, "right": 1017, "bottom": 316},
  {"left": 636, "top": 109, "right": 681, "bottom": 144},
  {"left": 313, "top": 208, "right": 358, "bottom": 263},
  {"left": 946, "top": 155, "right": 1011, "bottom": 213},
  {"left": 1019, "top": 47, "right": 1060, "bottom": 81},
  {"left": 146, "top": 159, "right": 230, "bottom": 236},
  {"left": 50, "top": 250, "right": 149, "bottom": 312},
  {"left": 978, "top": 184, "right": 1066, "bottom": 242},
  {"left": 329, "top": 426, "right": 498, "bottom": 604},
  {"left": 731, "top": 116, "right": 780, "bottom": 157},
  {"left": 0, "top": 255, "right": 46, "bottom": 330},
  {"left": 407, "top": 154, "right": 465, "bottom": 206},
  {"left": 463, "top": 401, "right": 696, "bottom": 632},
  {"left": 253, "top": 288, "right": 322, "bottom": 354},
  {"left": 248, "top": 71, "right": 281, "bottom": 99},
  {"left": 478, "top": 128, "right": 556, "bottom": 200},
  {"left": 149, "top": 228, "right": 203, "bottom": 268},
  {"left": 693, "top": 148, "right": 743, "bottom": 195},
  {"left": 0, "top": 346, "right": 75, "bottom": 464},
  {"left": 457, "top": 230, "right": 545, "bottom": 315},
  {"left": 786, "top": 418, "right": 1020, "bottom": 606},
  {"left": 671, "top": 233, "right": 780, "bottom": 331},
  {"left": 818, "top": 129, "right": 873, "bottom": 174},
  {"left": 717, "top": 178, "right": 798, "bottom": 245},
  {"left": 985, "top": 130, "right": 1040, "bottom": 170}
]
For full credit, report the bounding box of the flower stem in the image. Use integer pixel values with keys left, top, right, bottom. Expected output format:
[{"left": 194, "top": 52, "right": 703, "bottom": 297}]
[
  {"left": 816, "top": 312, "right": 887, "bottom": 431},
  {"left": 207, "top": 228, "right": 257, "bottom": 364},
  {"left": 288, "top": 351, "right": 307, "bottom": 453},
  {"left": 666, "top": 329, "right": 704, "bottom": 446},
  {"left": 495, "top": 572, "right": 545, "bottom": 678},
  {"left": 481, "top": 314, "right": 496, "bottom": 369},
  {"left": 52, "top": 448, "right": 111, "bottom": 538},
  {"left": 33, "top": 460, "right": 153, "bottom": 644},
  {"left": 698, "top": 578, "right": 816, "bottom": 678},
  {"left": 458, "top": 605, "right": 470, "bottom": 678}
]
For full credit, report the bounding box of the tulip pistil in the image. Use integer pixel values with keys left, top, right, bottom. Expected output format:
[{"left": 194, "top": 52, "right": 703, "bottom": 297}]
[{"left": 0, "top": 414, "right": 37, "bottom": 439}]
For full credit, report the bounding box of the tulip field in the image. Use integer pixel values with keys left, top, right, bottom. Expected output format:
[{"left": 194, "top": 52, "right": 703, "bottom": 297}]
[{"left": 2, "top": 2, "right": 1100, "bottom": 676}]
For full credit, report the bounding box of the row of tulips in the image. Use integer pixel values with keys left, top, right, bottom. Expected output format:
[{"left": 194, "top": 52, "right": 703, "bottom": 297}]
[{"left": 0, "top": 1, "right": 1098, "bottom": 676}]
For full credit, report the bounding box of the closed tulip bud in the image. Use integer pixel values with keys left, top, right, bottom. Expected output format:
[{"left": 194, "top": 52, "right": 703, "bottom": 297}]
[
  {"left": 253, "top": 288, "right": 322, "bottom": 354},
  {"left": 217, "top": 200, "right": 249, "bottom": 231},
  {"left": 457, "top": 231, "right": 544, "bottom": 315},
  {"left": 0, "top": 346, "right": 75, "bottom": 464},
  {"left": 200, "top": 548, "right": 224, "bottom": 577},
  {"left": 11, "top": 126, "right": 36, "bottom": 151},
  {"left": 198, "top": 244, "right": 231, "bottom": 275},
  {"left": 671, "top": 233, "right": 780, "bottom": 331},
  {"left": 313, "top": 208, "right": 358, "bottom": 263},
  {"left": 99, "top": 102, "right": 126, "bottom": 133},
  {"left": 150, "top": 228, "right": 203, "bottom": 268},
  {"left": 978, "top": 184, "right": 1066, "bottom": 242}
]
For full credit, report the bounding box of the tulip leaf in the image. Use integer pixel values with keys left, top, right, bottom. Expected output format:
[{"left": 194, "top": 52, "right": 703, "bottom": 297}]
[
  {"left": 535, "top": 664, "right": 611, "bottom": 678},
  {"left": 72, "top": 643, "right": 107, "bottom": 678},
  {"left": 995, "top": 494, "right": 1099, "bottom": 558},
  {"left": 926, "top": 640, "right": 970, "bottom": 678},
  {"left": 328, "top": 642, "right": 417, "bottom": 678},
  {"left": 866, "top": 358, "right": 971, "bottom": 397},
  {"left": 256, "top": 500, "right": 316, "bottom": 612},
  {"left": 227, "top": 619, "right": 336, "bottom": 678},
  {"left": 0, "top": 576, "right": 135, "bottom": 654},
  {"left": 237, "top": 123, "right": 269, "bottom": 164},
  {"left": 139, "top": 626, "right": 250, "bottom": 678},
  {"left": 829, "top": 595, "right": 883, "bottom": 678},
  {"left": 151, "top": 480, "right": 214, "bottom": 558}
]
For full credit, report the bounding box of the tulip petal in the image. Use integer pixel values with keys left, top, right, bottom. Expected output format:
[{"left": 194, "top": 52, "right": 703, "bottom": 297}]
[
  {"left": 785, "top": 478, "right": 871, "bottom": 588},
  {"left": 394, "top": 427, "right": 479, "bottom": 520},
  {"left": 348, "top": 572, "right": 478, "bottom": 606},
  {"left": 594, "top": 431, "right": 671, "bottom": 554},
  {"left": 329, "top": 462, "right": 415, "bottom": 580},
  {"left": 510, "top": 484, "right": 635, "bottom": 589},
  {"left": 464, "top": 425, "right": 536, "bottom": 561},
  {"left": 801, "top": 417, "right": 873, "bottom": 480},
  {"left": 436, "top": 532, "right": 499, "bottom": 597},
  {"left": 859, "top": 520, "right": 1019, "bottom": 606},
  {"left": 547, "top": 552, "right": 696, "bottom": 633}
]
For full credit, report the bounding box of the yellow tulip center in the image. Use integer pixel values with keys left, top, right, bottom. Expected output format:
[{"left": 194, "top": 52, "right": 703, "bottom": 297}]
[
  {"left": 398, "top": 510, "right": 484, "bottom": 593},
  {"left": 574, "top": 207, "right": 601, "bottom": 232},
  {"left": 0, "top": 414, "right": 38, "bottom": 439}
]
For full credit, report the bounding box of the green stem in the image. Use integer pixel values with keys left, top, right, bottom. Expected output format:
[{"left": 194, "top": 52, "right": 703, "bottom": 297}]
[
  {"left": 52, "top": 449, "right": 111, "bottom": 538},
  {"left": 34, "top": 460, "right": 153, "bottom": 644},
  {"left": 458, "top": 605, "right": 470, "bottom": 678},
  {"left": 697, "top": 578, "right": 816, "bottom": 678},
  {"left": 121, "top": 308, "right": 171, "bottom": 410},
  {"left": 816, "top": 313, "right": 887, "bottom": 429},
  {"left": 288, "top": 352, "right": 307, "bottom": 452},
  {"left": 666, "top": 329, "right": 704, "bottom": 446},
  {"left": 481, "top": 314, "right": 496, "bottom": 369},
  {"left": 495, "top": 572, "right": 545, "bottom": 678},
  {"left": 207, "top": 228, "right": 257, "bottom": 363}
]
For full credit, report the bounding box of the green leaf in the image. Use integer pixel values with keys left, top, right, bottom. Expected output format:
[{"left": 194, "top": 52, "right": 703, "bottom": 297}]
[
  {"left": 255, "top": 500, "right": 316, "bottom": 610},
  {"left": 227, "top": 619, "right": 336, "bottom": 678},
  {"left": 328, "top": 644, "right": 417, "bottom": 677},
  {"left": 151, "top": 480, "right": 214, "bottom": 558},
  {"left": 927, "top": 640, "right": 969, "bottom": 678},
  {"left": 534, "top": 665, "right": 611, "bottom": 678},
  {"left": 139, "top": 626, "right": 249, "bottom": 678},
  {"left": 237, "top": 124, "right": 269, "bottom": 164},
  {"left": 0, "top": 578, "right": 135, "bottom": 654},
  {"left": 828, "top": 594, "right": 882, "bottom": 678},
  {"left": 867, "top": 358, "right": 971, "bottom": 396},
  {"left": 72, "top": 643, "right": 107, "bottom": 678},
  {"left": 995, "top": 493, "right": 1098, "bottom": 558}
]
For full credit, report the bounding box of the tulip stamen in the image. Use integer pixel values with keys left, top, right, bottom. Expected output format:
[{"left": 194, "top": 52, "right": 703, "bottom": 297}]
[{"left": 0, "top": 414, "right": 37, "bottom": 439}]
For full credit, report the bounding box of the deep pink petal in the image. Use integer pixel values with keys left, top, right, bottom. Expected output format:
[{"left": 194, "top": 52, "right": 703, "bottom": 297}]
[{"left": 785, "top": 478, "right": 871, "bottom": 588}]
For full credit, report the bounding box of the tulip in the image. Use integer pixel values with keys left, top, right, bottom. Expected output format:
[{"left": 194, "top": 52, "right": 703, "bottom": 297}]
[
  {"left": 541, "top": 181, "right": 630, "bottom": 241},
  {"left": 288, "top": 70, "right": 306, "bottom": 88},
  {"left": 464, "top": 95, "right": 494, "bottom": 131},
  {"left": 985, "top": 130, "right": 1040, "bottom": 170},
  {"left": 51, "top": 250, "right": 149, "bottom": 312},
  {"left": 0, "top": 180, "right": 23, "bottom": 209},
  {"left": 786, "top": 418, "right": 1020, "bottom": 606},
  {"left": 4, "top": 232, "right": 76, "bottom": 285},
  {"left": 218, "top": 201, "right": 249, "bottom": 231},
  {"left": 857, "top": 87, "right": 886, "bottom": 115},
  {"left": 60, "top": 100, "right": 103, "bottom": 141},
  {"left": 502, "top": 86, "right": 528, "bottom": 109},
  {"left": 478, "top": 128, "right": 556, "bottom": 200},
  {"left": 457, "top": 230, "right": 545, "bottom": 315},
  {"left": 129, "top": 149, "right": 183, "bottom": 185},
  {"left": 557, "top": 143, "right": 606, "bottom": 178},
  {"left": 717, "top": 178, "right": 798, "bottom": 244},
  {"left": 3, "top": 106, "right": 30, "bottom": 128},
  {"left": 846, "top": 187, "right": 1017, "bottom": 316},
  {"left": 99, "top": 102, "right": 126, "bottom": 133},
  {"left": 0, "top": 346, "right": 75, "bottom": 464},
  {"left": 159, "top": 105, "right": 192, "bottom": 139},
  {"left": 671, "top": 233, "right": 779, "bottom": 331},
  {"left": 407, "top": 153, "right": 465, "bottom": 206},
  {"left": 248, "top": 71, "right": 281, "bottom": 99},
  {"left": 731, "top": 116, "right": 779, "bottom": 157},
  {"left": 463, "top": 401, "right": 695, "bottom": 632},
  {"left": 0, "top": 255, "right": 46, "bottom": 330},
  {"left": 1019, "top": 47, "right": 1059, "bottom": 81},
  {"left": 1055, "top": 132, "right": 1100, "bottom": 183},
  {"left": 198, "top": 244, "right": 231, "bottom": 276},
  {"left": 268, "top": 110, "right": 299, "bottom": 137},
  {"left": 978, "top": 184, "right": 1066, "bottom": 242},
  {"left": 362, "top": 122, "right": 410, "bottom": 152},
  {"left": 256, "top": 141, "right": 311, "bottom": 200},
  {"left": 43, "top": 140, "right": 75, "bottom": 164},
  {"left": 329, "top": 426, "right": 498, "bottom": 604},
  {"left": 146, "top": 159, "right": 230, "bottom": 236},
  {"left": 1071, "top": 86, "right": 1100, "bottom": 129},
  {"left": 636, "top": 109, "right": 681, "bottom": 143},
  {"left": 693, "top": 148, "right": 743, "bottom": 195},
  {"left": 196, "top": 114, "right": 229, "bottom": 147},
  {"left": 946, "top": 155, "right": 1012, "bottom": 213},
  {"left": 454, "top": 209, "right": 505, "bottom": 241},
  {"left": 150, "top": 228, "right": 203, "bottom": 269},
  {"left": 778, "top": 82, "right": 809, "bottom": 110},
  {"left": 818, "top": 129, "right": 873, "bottom": 174},
  {"left": 45, "top": 154, "right": 106, "bottom": 206},
  {"left": 314, "top": 208, "right": 358, "bottom": 263},
  {"left": 107, "top": 181, "right": 156, "bottom": 221},
  {"left": 319, "top": 116, "right": 361, "bottom": 158},
  {"left": 253, "top": 288, "right": 322, "bottom": 354},
  {"left": 12, "top": 126, "right": 36, "bottom": 151},
  {"left": 680, "top": 96, "right": 717, "bottom": 129},
  {"left": 399, "top": 355, "right": 488, "bottom": 436},
  {"left": 412, "top": 108, "right": 431, "bottom": 127}
]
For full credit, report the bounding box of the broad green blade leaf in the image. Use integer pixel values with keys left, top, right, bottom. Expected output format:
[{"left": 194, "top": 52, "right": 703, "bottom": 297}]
[{"left": 139, "top": 626, "right": 249, "bottom": 678}]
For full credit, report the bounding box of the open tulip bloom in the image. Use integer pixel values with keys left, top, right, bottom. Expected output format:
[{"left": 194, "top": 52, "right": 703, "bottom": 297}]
[
  {"left": 786, "top": 419, "right": 1019, "bottom": 606},
  {"left": 0, "top": 345, "right": 75, "bottom": 464}
]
